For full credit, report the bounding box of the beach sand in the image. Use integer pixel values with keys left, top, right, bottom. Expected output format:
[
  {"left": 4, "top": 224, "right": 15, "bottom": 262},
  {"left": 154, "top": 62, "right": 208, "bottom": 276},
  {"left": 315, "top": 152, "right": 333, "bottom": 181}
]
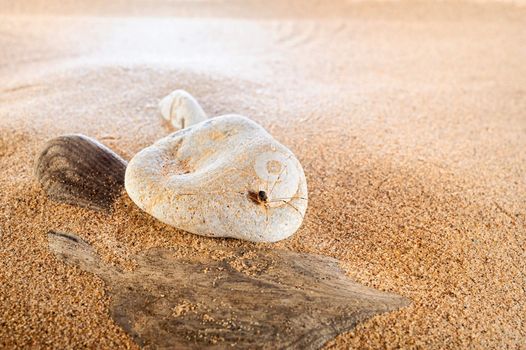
[{"left": 0, "top": 1, "right": 525, "bottom": 348}]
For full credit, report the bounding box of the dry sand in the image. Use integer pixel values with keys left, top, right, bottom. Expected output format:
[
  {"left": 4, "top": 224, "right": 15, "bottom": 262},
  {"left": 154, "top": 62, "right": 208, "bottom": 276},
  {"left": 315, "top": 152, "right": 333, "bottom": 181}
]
[{"left": 0, "top": 0, "right": 525, "bottom": 348}]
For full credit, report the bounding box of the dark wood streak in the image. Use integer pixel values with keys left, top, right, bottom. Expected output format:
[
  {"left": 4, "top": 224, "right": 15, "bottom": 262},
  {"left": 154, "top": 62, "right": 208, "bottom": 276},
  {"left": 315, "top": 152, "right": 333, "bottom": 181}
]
[
  {"left": 34, "top": 134, "right": 127, "bottom": 211},
  {"left": 48, "top": 231, "right": 410, "bottom": 350}
]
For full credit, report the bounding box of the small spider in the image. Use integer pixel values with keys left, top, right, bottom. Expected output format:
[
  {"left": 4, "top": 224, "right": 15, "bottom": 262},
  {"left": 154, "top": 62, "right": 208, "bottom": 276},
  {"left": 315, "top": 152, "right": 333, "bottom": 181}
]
[{"left": 247, "top": 190, "right": 268, "bottom": 205}]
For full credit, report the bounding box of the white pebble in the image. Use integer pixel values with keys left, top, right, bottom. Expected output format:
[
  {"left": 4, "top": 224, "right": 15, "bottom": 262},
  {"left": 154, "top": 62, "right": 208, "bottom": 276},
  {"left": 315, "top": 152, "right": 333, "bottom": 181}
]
[
  {"left": 125, "top": 115, "right": 308, "bottom": 242},
  {"left": 159, "top": 89, "right": 207, "bottom": 129}
]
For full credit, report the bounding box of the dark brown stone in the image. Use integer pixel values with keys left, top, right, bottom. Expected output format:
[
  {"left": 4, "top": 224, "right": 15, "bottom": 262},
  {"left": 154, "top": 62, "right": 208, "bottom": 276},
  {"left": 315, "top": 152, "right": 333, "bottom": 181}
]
[{"left": 35, "top": 134, "right": 127, "bottom": 211}]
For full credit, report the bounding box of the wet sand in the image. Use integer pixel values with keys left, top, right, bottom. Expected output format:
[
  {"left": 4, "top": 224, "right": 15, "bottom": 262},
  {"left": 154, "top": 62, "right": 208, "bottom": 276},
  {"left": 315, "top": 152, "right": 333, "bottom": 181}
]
[{"left": 0, "top": 1, "right": 525, "bottom": 348}]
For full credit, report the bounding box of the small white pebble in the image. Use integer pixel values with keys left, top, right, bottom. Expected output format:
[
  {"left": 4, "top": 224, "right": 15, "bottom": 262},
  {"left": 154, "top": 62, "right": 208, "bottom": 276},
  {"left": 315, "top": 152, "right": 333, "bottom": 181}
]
[{"left": 159, "top": 89, "right": 207, "bottom": 129}]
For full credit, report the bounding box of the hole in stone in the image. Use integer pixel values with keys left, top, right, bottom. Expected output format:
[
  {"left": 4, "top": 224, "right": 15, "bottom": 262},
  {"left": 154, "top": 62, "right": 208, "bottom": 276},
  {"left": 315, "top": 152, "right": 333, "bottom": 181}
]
[{"left": 266, "top": 160, "right": 282, "bottom": 175}]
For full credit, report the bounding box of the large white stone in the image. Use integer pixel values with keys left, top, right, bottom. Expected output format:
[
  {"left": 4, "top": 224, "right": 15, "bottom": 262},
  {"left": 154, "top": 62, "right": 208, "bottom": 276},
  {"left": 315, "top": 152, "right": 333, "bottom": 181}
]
[
  {"left": 125, "top": 115, "right": 308, "bottom": 242},
  {"left": 159, "top": 89, "right": 207, "bottom": 129}
]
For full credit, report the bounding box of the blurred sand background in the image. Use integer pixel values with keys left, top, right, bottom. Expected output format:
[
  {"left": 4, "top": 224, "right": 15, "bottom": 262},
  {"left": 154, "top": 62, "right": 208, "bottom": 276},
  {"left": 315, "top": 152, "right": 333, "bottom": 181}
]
[{"left": 0, "top": 0, "right": 525, "bottom": 348}]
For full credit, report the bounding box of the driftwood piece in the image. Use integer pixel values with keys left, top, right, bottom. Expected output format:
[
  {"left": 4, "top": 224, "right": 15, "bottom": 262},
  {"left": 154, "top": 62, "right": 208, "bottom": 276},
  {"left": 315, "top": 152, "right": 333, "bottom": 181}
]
[
  {"left": 35, "top": 134, "right": 127, "bottom": 211},
  {"left": 48, "top": 231, "right": 409, "bottom": 349}
]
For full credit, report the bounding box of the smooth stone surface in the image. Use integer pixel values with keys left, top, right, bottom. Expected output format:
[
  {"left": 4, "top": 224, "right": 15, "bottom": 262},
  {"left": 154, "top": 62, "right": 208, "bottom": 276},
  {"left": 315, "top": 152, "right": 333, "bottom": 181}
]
[
  {"left": 159, "top": 89, "right": 207, "bottom": 129},
  {"left": 125, "top": 115, "right": 308, "bottom": 242}
]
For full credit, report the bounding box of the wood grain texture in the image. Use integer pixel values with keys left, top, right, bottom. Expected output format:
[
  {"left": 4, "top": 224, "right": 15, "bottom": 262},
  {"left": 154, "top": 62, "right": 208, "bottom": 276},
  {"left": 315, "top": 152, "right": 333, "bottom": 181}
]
[
  {"left": 48, "top": 231, "right": 410, "bottom": 349},
  {"left": 35, "top": 134, "right": 127, "bottom": 211}
]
